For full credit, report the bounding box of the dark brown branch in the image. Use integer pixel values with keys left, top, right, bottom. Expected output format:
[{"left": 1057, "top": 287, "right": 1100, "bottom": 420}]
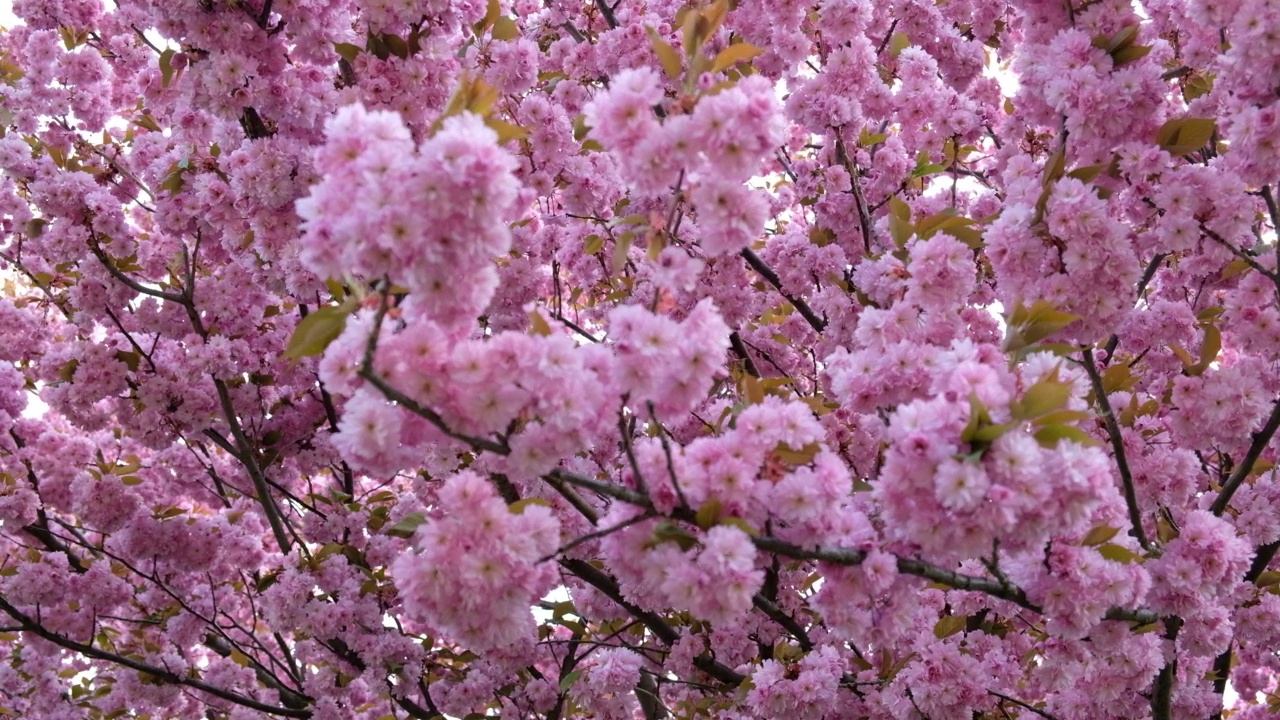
[
  {"left": 549, "top": 466, "right": 1160, "bottom": 624},
  {"left": 356, "top": 290, "right": 510, "bottom": 455},
  {"left": 1082, "top": 347, "right": 1153, "bottom": 552},
  {"left": 203, "top": 634, "right": 310, "bottom": 710},
  {"left": 989, "top": 690, "right": 1063, "bottom": 720},
  {"left": 729, "top": 331, "right": 761, "bottom": 378},
  {"left": 88, "top": 237, "right": 185, "bottom": 303},
  {"left": 1104, "top": 253, "right": 1168, "bottom": 360},
  {"left": 0, "top": 596, "right": 311, "bottom": 718},
  {"left": 1210, "top": 397, "right": 1280, "bottom": 515},
  {"left": 739, "top": 248, "right": 827, "bottom": 332},
  {"left": 257, "top": 0, "right": 274, "bottom": 28},
  {"left": 833, "top": 134, "right": 877, "bottom": 256},
  {"left": 358, "top": 367, "right": 511, "bottom": 454},
  {"left": 239, "top": 106, "right": 272, "bottom": 140},
  {"left": 209, "top": 379, "right": 293, "bottom": 554},
  {"left": 1200, "top": 223, "right": 1278, "bottom": 282},
  {"left": 557, "top": 559, "right": 744, "bottom": 686},
  {"left": 594, "top": 0, "right": 620, "bottom": 29},
  {"left": 539, "top": 511, "right": 651, "bottom": 563},
  {"left": 542, "top": 474, "right": 603, "bottom": 526},
  {"left": 752, "top": 594, "right": 812, "bottom": 651},
  {"left": 1151, "top": 617, "right": 1182, "bottom": 720}
]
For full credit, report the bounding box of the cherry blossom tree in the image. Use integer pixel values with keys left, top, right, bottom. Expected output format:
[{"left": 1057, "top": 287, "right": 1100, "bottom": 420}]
[{"left": 1, "top": 0, "right": 1279, "bottom": 717}]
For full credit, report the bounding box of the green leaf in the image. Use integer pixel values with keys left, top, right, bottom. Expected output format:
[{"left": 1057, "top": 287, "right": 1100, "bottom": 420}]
[
  {"left": 1097, "top": 543, "right": 1142, "bottom": 563},
  {"left": 889, "top": 32, "right": 910, "bottom": 57},
  {"left": 558, "top": 669, "right": 584, "bottom": 694},
  {"left": 773, "top": 442, "right": 821, "bottom": 466},
  {"left": 1081, "top": 525, "right": 1120, "bottom": 546},
  {"left": 1042, "top": 146, "right": 1066, "bottom": 187},
  {"left": 711, "top": 43, "right": 762, "bottom": 73},
  {"left": 113, "top": 350, "right": 141, "bottom": 372},
  {"left": 158, "top": 161, "right": 189, "bottom": 196},
  {"left": 960, "top": 393, "right": 992, "bottom": 444},
  {"left": 255, "top": 570, "right": 281, "bottom": 592},
  {"left": 285, "top": 303, "right": 352, "bottom": 360},
  {"left": 912, "top": 161, "right": 947, "bottom": 178},
  {"left": 1003, "top": 300, "right": 1080, "bottom": 353},
  {"left": 933, "top": 615, "right": 966, "bottom": 639},
  {"left": 508, "top": 497, "right": 551, "bottom": 514},
  {"left": 486, "top": 118, "right": 529, "bottom": 143},
  {"left": 647, "top": 28, "right": 683, "bottom": 79},
  {"left": 159, "top": 48, "right": 177, "bottom": 88},
  {"left": 383, "top": 33, "right": 410, "bottom": 60},
  {"left": 1169, "top": 343, "right": 1197, "bottom": 373},
  {"left": 859, "top": 130, "right": 888, "bottom": 147},
  {"left": 887, "top": 196, "right": 913, "bottom": 247},
  {"left": 916, "top": 212, "right": 972, "bottom": 239},
  {"left": 1198, "top": 323, "right": 1222, "bottom": 370},
  {"left": 573, "top": 114, "right": 591, "bottom": 142},
  {"left": 528, "top": 310, "right": 552, "bottom": 336},
  {"left": 58, "top": 358, "right": 79, "bottom": 383},
  {"left": 1197, "top": 305, "right": 1226, "bottom": 322},
  {"left": 719, "top": 516, "right": 758, "bottom": 536},
  {"left": 492, "top": 16, "right": 520, "bottom": 41},
  {"left": 612, "top": 231, "right": 634, "bottom": 276},
  {"left": 133, "top": 113, "right": 162, "bottom": 133},
  {"left": 59, "top": 27, "right": 82, "bottom": 50},
  {"left": 1111, "top": 44, "right": 1151, "bottom": 67},
  {"left": 1100, "top": 363, "right": 1137, "bottom": 394},
  {"left": 695, "top": 499, "right": 723, "bottom": 530},
  {"left": 477, "top": 0, "right": 501, "bottom": 33},
  {"left": 1182, "top": 72, "right": 1214, "bottom": 101},
  {"left": 649, "top": 521, "right": 697, "bottom": 551},
  {"left": 334, "top": 42, "right": 362, "bottom": 63},
  {"left": 1109, "top": 24, "right": 1140, "bottom": 52},
  {"left": 970, "top": 422, "right": 1016, "bottom": 444},
  {"left": 1155, "top": 117, "right": 1216, "bottom": 157},
  {"left": 1033, "top": 409, "right": 1093, "bottom": 426},
  {"left": 1255, "top": 570, "right": 1280, "bottom": 588},
  {"left": 386, "top": 512, "right": 427, "bottom": 538},
  {"left": 1033, "top": 423, "right": 1097, "bottom": 448},
  {"left": 1015, "top": 369, "right": 1072, "bottom": 419},
  {"left": 366, "top": 31, "right": 390, "bottom": 60},
  {"left": 1067, "top": 164, "right": 1105, "bottom": 184}
]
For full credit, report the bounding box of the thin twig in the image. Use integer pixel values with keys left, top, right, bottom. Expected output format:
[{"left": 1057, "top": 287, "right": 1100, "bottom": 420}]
[
  {"left": 0, "top": 596, "right": 310, "bottom": 718},
  {"left": 988, "top": 690, "right": 1063, "bottom": 720},
  {"left": 538, "top": 511, "right": 653, "bottom": 563}
]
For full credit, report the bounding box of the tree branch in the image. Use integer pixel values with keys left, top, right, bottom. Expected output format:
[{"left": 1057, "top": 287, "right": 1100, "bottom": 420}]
[
  {"left": 594, "top": 0, "right": 620, "bottom": 29},
  {"left": 833, "top": 133, "right": 877, "bottom": 256},
  {"left": 0, "top": 596, "right": 311, "bottom": 718},
  {"left": 740, "top": 248, "right": 828, "bottom": 333},
  {"left": 1082, "top": 347, "right": 1153, "bottom": 552},
  {"left": 989, "top": 690, "right": 1063, "bottom": 719},
  {"left": 1210, "top": 397, "right": 1280, "bottom": 516},
  {"left": 1151, "top": 617, "right": 1182, "bottom": 720},
  {"left": 210, "top": 379, "right": 294, "bottom": 554},
  {"left": 88, "top": 236, "right": 186, "bottom": 304},
  {"left": 356, "top": 289, "right": 511, "bottom": 455},
  {"left": 548, "top": 470, "right": 1160, "bottom": 624}
]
